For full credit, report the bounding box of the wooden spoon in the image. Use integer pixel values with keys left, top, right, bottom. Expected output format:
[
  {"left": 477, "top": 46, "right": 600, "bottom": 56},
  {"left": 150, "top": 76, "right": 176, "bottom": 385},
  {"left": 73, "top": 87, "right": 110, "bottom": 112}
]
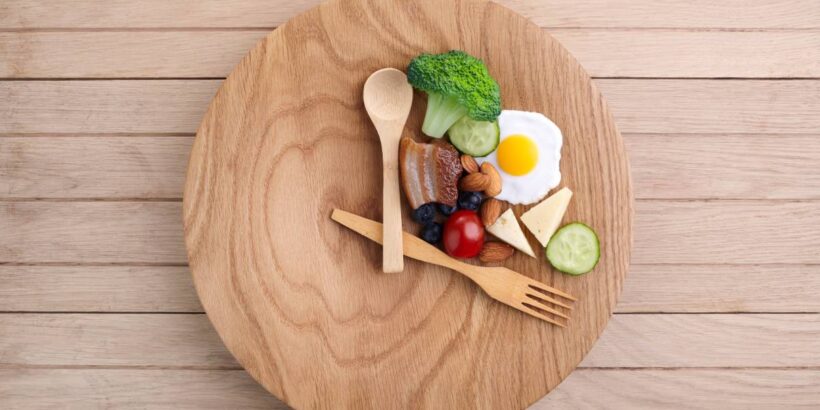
[{"left": 363, "top": 68, "right": 414, "bottom": 273}]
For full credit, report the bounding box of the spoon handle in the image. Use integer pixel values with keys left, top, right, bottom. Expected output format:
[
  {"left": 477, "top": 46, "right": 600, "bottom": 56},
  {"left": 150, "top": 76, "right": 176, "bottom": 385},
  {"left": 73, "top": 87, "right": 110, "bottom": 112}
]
[{"left": 381, "top": 138, "right": 404, "bottom": 273}]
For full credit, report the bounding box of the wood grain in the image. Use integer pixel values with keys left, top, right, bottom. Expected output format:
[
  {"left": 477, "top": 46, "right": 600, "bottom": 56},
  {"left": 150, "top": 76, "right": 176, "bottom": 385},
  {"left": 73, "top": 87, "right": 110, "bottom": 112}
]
[
  {"left": 3, "top": 369, "right": 817, "bottom": 410},
  {"left": 3, "top": 80, "right": 819, "bottom": 134},
  {"left": 0, "top": 80, "right": 220, "bottom": 134},
  {"left": 0, "top": 136, "right": 190, "bottom": 199},
  {"left": 5, "top": 134, "right": 820, "bottom": 200},
  {"left": 0, "top": 369, "right": 287, "bottom": 410},
  {"left": 183, "top": 0, "right": 631, "bottom": 407},
  {"left": 3, "top": 30, "right": 820, "bottom": 78},
  {"left": 0, "top": 0, "right": 818, "bottom": 407},
  {"left": 2, "top": 0, "right": 819, "bottom": 29},
  {"left": 558, "top": 30, "right": 820, "bottom": 78},
  {"left": 2, "top": 314, "right": 818, "bottom": 368},
  {"left": 583, "top": 314, "right": 820, "bottom": 368},
  {"left": 626, "top": 134, "right": 820, "bottom": 200},
  {"left": 596, "top": 79, "right": 820, "bottom": 134},
  {"left": 619, "top": 264, "right": 820, "bottom": 313},
  {"left": 536, "top": 369, "right": 820, "bottom": 409},
  {"left": 2, "top": 201, "right": 818, "bottom": 264},
  {"left": 632, "top": 200, "right": 820, "bottom": 264},
  {"left": 0, "top": 202, "right": 185, "bottom": 263},
  {"left": 0, "top": 314, "right": 237, "bottom": 368},
  {"left": 2, "top": 264, "right": 818, "bottom": 314},
  {"left": 0, "top": 31, "right": 264, "bottom": 78},
  {"left": 0, "top": 266, "right": 201, "bottom": 312}
]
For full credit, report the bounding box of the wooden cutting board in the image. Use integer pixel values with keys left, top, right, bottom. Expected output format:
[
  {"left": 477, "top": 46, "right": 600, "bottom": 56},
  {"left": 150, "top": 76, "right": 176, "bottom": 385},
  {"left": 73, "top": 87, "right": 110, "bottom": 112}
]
[{"left": 183, "top": 0, "right": 632, "bottom": 408}]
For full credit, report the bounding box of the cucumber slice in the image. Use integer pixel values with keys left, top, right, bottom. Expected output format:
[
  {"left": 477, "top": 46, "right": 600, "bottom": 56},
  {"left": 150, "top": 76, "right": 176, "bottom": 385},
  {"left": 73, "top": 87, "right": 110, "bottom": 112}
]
[
  {"left": 447, "top": 116, "right": 500, "bottom": 157},
  {"left": 546, "top": 223, "right": 600, "bottom": 275}
]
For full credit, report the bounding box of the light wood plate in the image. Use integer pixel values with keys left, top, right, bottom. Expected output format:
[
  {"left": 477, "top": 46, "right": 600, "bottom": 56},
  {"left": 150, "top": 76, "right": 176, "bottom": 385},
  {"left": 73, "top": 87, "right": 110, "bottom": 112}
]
[{"left": 183, "top": 0, "right": 633, "bottom": 407}]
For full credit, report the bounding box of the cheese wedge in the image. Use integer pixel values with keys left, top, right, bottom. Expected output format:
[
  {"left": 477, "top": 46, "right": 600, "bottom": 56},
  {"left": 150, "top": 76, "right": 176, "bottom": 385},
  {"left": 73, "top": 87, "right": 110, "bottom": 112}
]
[
  {"left": 486, "top": 209, "right": 535, "bottom": 257},
  {"left": 521, "top": 187, "right": 573, "bottom": 247}
]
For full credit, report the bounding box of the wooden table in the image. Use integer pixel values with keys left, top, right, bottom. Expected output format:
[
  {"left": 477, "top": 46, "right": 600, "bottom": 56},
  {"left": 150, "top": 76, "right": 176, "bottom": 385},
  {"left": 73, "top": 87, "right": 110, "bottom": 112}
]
[{"left": 1, "top": 1, "right": 818, "bottom": 408}]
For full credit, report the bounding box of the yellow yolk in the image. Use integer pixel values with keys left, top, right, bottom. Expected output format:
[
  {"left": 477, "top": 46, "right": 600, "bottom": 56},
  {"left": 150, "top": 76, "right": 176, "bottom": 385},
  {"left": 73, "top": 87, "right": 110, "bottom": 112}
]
[{"left": 496, "top": 135, "right": 539, "bottom": 176}]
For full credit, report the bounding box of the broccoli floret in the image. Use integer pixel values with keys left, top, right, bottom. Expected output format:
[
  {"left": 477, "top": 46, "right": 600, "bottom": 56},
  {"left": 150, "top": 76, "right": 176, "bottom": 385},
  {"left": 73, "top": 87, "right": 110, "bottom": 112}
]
[{"left": 407, "top": 50, "right": 501, "bottom": 138}]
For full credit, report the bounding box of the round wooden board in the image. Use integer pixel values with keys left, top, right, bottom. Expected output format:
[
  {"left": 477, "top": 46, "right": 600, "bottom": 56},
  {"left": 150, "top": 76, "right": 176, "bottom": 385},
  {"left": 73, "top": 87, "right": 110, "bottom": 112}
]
[{"left": 183, "top": 0, "right": 633, "bottom": 408}]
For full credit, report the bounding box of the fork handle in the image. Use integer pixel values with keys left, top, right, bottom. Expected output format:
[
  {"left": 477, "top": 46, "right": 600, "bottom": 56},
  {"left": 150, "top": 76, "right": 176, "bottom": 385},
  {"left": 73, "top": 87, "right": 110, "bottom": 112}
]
[{"left": 332, "top": 209, "right": 473, "bottom": 272}]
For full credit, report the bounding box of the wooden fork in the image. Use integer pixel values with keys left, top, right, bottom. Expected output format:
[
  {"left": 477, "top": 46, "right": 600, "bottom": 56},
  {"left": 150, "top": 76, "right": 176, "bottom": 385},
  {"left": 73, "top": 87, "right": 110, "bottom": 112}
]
[{"left": 331, "top": 209, "right": 576, "bottom": 327}]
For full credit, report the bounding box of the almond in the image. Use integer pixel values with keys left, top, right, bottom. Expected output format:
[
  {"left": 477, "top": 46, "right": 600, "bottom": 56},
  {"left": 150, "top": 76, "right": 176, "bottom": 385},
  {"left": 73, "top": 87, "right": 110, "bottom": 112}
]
[
  {"left": 481, "top": 162, "right": 503, "bottom": 197},
  {"left": 480, "top": 198, "right": 503, "bottom": 227},
  {"left": 460, "top": 155, "right": 479, "bottom": 174},
  {"left": 459, "top": 172, "right": 490, "bottom": 192},
  {"left": 479, "top": 242, "right": 515, "bottom": 263}
]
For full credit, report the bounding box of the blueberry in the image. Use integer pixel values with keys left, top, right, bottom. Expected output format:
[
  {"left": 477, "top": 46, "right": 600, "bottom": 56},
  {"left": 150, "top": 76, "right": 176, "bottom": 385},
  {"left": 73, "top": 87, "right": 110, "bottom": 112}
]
[
  {"left": 420, "top": 222, "right": 443, "bottom": 244},
  {"left": 457, "top": 191, "right": 483, "bottom": 211},
  {"left": 437, "top": 203, "right": 458, "bottom": 216},
  {"left": 412, "top": 203, "right": 436, "bottom": 225}
]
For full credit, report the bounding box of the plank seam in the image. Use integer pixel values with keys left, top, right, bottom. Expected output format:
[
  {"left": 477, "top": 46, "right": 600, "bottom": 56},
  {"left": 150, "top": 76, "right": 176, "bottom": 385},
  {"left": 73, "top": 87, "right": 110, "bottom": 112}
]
[
  {"left": 5, "top": 77, "right": 820, "bottom": 81},
  {"left": 0, "top": 132, "right": 814, "bottom": 138},
  {"left": 0, "top": 133, "right": 196, "bottom": 137},
  {"left": 2, "top": 27, "right": 819, "bottom": 33},
  {"left": 4, "top": 198, "right": 820, "bottom": 203},
  {"left": 0, "top": 364, "right": 244, "bottom": 370},
  {"left": 1, "top": 262, "right": 817, "bottom": 267},
  {"left": 0, "top": 77, "right": 227, "bottom": 81},
  {"left": 1, "top": 311, "right": 816, "bottom": 315},
  {"left": 0, "top": 311, "right": 205, "bottom": 315},
  {"left": 0, "top": 364, "right": 816, "bottom": 371}
]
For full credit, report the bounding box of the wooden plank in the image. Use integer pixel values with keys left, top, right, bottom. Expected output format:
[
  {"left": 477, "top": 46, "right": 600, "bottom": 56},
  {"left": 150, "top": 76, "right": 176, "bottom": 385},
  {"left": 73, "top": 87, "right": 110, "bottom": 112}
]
[
  {"left": 0, "top": 80, "right": 220, "bottom": 134},
  {"left": 505, "top": 0, "right": 820, "bottom": 29},
  {"left": 626, "top": 134, "right": 820, "bottom": 200},
  {"left": 0, "top": 266, "right": 201, "bottom": 312},
  {"left": 2, "top": 200, "right": 818, "bottom": 264},
  {"left": 595, "top": 79, "right": 820, "bottom": 134},
  {"left": 0, "top": 202, "right": 186, "bottom": 263},
  {"left": 581, "top": 314, "right": 820, "bottom": 368},
  {"left": 0, "top": 136, "right": 191, "bottom": 199},
  {"left": 5, "top": 134, "right": 820, "bottom": 200},
  {"left": 2, "top": 0, "right": 819, "bottom": 29},
  {"left": 2, "top": 80, "right": 819, "bottom": 134},
  {"left": 0, "top": 314, "right": 237, "bottom": 368},
  {"left": 0, "top": 31, "right": 264, "bottom": 78},
  {"left": 3, "top": 30, "right": 820, "bottom": 79},
  {"left": 536, "top": 369, "right": 820, "bottom": 409},
  {"left": 632, "top": 200, "right": 820, "bottom": 264},
  {"left": 620, "top": 264, "right": 820, "bottom": 313},
  {"left": 1, "top": 314, "right": 818, "bottom": 368},
  {"left": 3, "top": 264, "right": 817, "bottom": 313},
  {"left": 1, "top": 369, "right": 817, "bottom": 409},
  {"left": 0, "top": 369, "right": 287, "bottom": 410},
  {"left": 557, "top": 30, "right": 820, "bottom": 78}
]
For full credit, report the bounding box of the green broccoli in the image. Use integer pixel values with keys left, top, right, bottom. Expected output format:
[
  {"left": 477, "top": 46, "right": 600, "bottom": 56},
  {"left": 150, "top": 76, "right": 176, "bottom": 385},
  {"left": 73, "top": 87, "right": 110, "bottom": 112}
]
[{"left": 407, "top": 50, "right": 501, "bottom": 138}]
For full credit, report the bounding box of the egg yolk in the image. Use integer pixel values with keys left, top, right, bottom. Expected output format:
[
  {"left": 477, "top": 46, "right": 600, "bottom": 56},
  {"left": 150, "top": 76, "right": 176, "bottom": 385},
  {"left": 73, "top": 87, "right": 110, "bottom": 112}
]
[{"left": 497, "top": 135, "right": 538, "bottom": 176}]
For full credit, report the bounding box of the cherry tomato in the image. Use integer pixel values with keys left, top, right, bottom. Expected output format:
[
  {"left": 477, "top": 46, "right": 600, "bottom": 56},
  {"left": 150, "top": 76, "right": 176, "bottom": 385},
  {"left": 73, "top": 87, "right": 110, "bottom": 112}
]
[{"left": 443, "top": 210, "right": 485, "bottom": 258}]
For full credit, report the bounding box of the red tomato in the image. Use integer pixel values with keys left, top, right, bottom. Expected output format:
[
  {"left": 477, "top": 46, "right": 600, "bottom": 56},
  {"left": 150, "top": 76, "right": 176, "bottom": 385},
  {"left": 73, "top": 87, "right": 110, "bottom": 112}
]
[{"left": 443, "top": 210, "right": 485, "bottom": 258}]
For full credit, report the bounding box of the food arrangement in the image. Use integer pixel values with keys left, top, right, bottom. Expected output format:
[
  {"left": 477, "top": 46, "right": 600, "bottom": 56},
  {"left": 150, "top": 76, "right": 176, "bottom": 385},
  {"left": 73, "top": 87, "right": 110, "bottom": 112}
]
[
  {"left": 187, "top": 1, "right": 633, "bottom": 402},
  {"left": 399, "top": 50, "right": 600, "bottom": 276}
]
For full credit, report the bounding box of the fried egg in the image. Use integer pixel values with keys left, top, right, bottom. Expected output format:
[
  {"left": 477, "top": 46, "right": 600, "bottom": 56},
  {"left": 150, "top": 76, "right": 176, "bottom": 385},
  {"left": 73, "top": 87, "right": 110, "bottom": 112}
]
[{"left": 476, "top": 110, "right": 562, "bottom": 205}]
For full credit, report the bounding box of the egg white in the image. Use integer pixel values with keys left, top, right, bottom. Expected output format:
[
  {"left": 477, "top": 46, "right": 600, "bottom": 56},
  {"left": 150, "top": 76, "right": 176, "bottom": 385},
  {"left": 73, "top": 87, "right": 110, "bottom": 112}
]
[{"left": 476, "top": 110, "right": 563, "bottom": 205}]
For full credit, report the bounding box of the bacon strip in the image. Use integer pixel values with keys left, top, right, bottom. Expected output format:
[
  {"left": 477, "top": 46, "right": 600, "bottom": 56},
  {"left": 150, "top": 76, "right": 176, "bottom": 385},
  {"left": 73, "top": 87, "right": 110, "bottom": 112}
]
[{"left": 399, "top": 137, "right": 462, "bottom": 209}]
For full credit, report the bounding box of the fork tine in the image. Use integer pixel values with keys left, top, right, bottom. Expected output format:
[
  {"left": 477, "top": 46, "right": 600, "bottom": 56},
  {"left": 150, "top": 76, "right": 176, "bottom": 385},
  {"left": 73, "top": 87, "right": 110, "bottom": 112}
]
[
  {"left": 527, "top": 280, "right": 577, "bottom": 302},
  {"left": 524, "top": 294, "right": 570, "bottom": 319},
  {"left": 525, "top": 286, "right": 573, "bottom": 310},
  {"left": 519, "top": 303, "right": 567, "bottom": 327}
]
